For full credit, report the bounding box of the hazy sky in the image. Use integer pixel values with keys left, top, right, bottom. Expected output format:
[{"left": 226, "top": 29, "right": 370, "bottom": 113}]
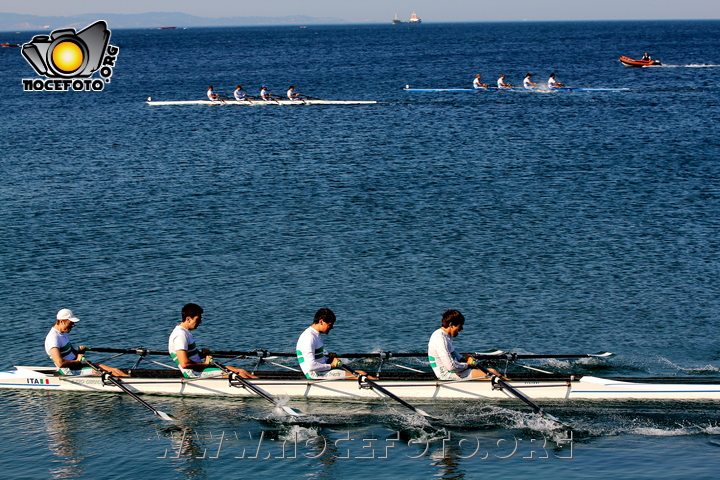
[{"left": 2, "top": 0, "right": 719, "bottom": 22}]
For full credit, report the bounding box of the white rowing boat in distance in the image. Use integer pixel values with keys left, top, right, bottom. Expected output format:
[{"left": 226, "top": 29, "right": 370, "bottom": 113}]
[{"left": 146, "top": 98, "right": 377, "bottom": 106}]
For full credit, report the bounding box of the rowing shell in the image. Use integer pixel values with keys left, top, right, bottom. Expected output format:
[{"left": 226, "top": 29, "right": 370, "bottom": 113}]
[
  {"left": 403, "top": 87, "right": 630, "bottom": 92},
  {"left": 3, "top": 366, "right": 720, "bottom": 400},
  {"left": 146, "top": 99, "right": 377, "bottom": 106}
]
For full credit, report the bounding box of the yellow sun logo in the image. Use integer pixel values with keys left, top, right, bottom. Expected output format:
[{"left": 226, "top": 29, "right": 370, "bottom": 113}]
[{"left": 51, "top": 41, "right": 84, "bottom": 73}]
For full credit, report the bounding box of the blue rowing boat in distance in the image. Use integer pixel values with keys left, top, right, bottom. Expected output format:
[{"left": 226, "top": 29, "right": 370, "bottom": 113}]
[{"left": 403, "top": 86, "right": 630, "bottom": 92}]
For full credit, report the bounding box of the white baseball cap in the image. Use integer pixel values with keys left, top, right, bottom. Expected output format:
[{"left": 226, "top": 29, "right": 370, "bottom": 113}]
[{"left": 57, "top": 308, "right": 80, "bottom": 322}]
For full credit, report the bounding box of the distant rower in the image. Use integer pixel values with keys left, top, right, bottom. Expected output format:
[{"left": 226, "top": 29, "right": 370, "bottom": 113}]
[
  {"left": 523, "top": 73, "right": 537, "bottom": 89},
  {"left": 287, "top": 86, "right": 301, "bottom": 100},
  {"left": 497, "top": 74, "right": 510, "bottom": 89},
  {"left": 548, "top": 73, "right": 563, "bottom": 89},
  {"left": 472, "top": 74, "right": 488, "bottom": 89},
  {"left": 207, "top": 86, "right": 220, "bottom": 101},
  {"left": 233, "top": 85, "right": 250, "bottom": 101},
  {"left": 260, "top": 85, "right": 275, "bottom": 101}
]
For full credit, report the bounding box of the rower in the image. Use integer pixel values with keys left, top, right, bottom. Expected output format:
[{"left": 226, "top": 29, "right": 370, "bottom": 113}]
[
  {"left": 287, "top": 85, "right": 302, "bottom": 100},
  {"left": 260, "top": 85, "right": 276, "bottom": 101},
  {"left": 169, "top": 303, "right": 257, "bottom": 379},
  {"left": 472, "top": 74, "right": 488, "bottom": 90},
  {"left": 428, "top": 309, "right": 501, "bottom": 381},
  {"left": 497, "top": 74, "right": 511, "bottom": 89},
  {"left": 296, "top": 308, "right": 368, "bottom": 380},
  {"left": 548, "top": 73, "right": 564, "bottom": 89},
  {"left": 207, "top": 85, "right": 221, "bottom": 101},
  {"left": 45, "top": 309, "right": 127, "bottom": 377},
  {"left": 233, "top": 85, "right": 251, "bottom": 101},
  {"left": 523, "top": 73, "right": 537, "bottom": 89}
]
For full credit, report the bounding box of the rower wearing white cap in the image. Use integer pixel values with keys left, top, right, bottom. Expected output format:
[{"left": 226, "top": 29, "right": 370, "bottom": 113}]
[{"left": 45, "top": 309, "right": 127, "bottom": 376}]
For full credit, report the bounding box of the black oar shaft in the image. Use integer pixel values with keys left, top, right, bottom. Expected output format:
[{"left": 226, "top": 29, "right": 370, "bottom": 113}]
[
  {"left": 87, "top": 347, "right": 161, "bottom": 355},
  {"left": 211, "top": 350, "right": 296, "bottom": 358},
  {"left": 210, "top": 360, "right": 304, "bottom": 416},
  {"left": 82, "top": 358, "right": 175, "bottom": 421},
  {"left": 340, "top": 364, "right": 433, "bottom": 418},
  {"left": 210, "top": 360, "right": 276, "bottom": 404},
  {"left": 473, "top": 363, "right": 570, "bottom": 429},
  {"left": 471, "top": 352, "right": 613, "bottom": 360}
]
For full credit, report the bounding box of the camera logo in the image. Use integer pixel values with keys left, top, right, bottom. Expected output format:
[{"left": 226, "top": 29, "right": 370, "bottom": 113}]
[{"left": 21, "top": 20, "right": 120, "bottom": 92}]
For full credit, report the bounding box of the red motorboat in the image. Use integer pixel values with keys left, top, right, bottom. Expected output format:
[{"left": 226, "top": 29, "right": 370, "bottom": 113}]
[
  {"left": 619, "top": 56, "right": 661, "bottom": 67},
  {"left": 1, "top": 43, "right": 21, "bottom": 47}
]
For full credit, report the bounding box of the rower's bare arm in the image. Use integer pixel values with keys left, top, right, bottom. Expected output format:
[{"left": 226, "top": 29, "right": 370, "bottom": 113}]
[
  {"left": 174, "top": 349, "right": 209, "bottom": 369},
  {"left": 98, "top": 363, "right": 128, "bottom": 377},
  {"left": 49, "top": 347, "right": 82, "bottom": 369},
  {"left": 227, "top": 366, "right": 258, "bottom": 379}
]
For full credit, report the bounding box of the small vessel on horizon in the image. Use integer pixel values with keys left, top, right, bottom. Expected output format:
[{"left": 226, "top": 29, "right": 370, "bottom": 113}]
[{"left": 391, "top": 12, "right": 422, "bottom": 24}]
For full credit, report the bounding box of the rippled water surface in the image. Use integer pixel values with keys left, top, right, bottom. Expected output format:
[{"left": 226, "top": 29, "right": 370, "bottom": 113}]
[{"left": 1, "top": 20, "right": 720, "bottom": 479}]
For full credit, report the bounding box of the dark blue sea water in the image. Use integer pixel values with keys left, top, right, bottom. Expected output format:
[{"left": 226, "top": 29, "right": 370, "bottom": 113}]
[{"left": 1, "top": 20, "right": 720, "bottom": 479}]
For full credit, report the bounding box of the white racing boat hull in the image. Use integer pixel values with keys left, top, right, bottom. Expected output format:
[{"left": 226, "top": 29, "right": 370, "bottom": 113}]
[
  {"left": 2, "top": 367, "right": 720, "bottom": 401},
  {"left": 146, "top": 99, "right": 377, "bottom": 106}
]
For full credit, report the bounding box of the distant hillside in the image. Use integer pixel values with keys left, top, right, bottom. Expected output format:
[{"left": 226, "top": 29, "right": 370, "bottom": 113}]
[{"left": 0, "top": 12, "right": 348, "bottom": 31}]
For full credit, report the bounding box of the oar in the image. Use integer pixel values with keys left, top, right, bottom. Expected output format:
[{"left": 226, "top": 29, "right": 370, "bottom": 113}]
[
  {"left": 88, "top": 347, "right": 612, "bottom": 361},
  {"left": 209, "top": 350, "right": 425, "bottom": 359},
  {"left": 472, "top": 351, "right": 614, "bottom": 360},
  {"left": 87, "top": 346, "right": 167, "bottom": 356},
  {"left": 473, "top": 362, "right": 571, "bottom": 429},
  {"left": 209, "top": 360, "right": 305, "bottom": 417},
  {"left": 209, "top": 349, "right": 296, "bottom": 358},
  {"left": 340, "top": 364, "right": 435, "bottom": 419},
  {"left": 81, "top": 358, "right": 176, "bottom": 422},
  {"left": 299, "top": 94, "right": 325, "bottom": 101}
]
